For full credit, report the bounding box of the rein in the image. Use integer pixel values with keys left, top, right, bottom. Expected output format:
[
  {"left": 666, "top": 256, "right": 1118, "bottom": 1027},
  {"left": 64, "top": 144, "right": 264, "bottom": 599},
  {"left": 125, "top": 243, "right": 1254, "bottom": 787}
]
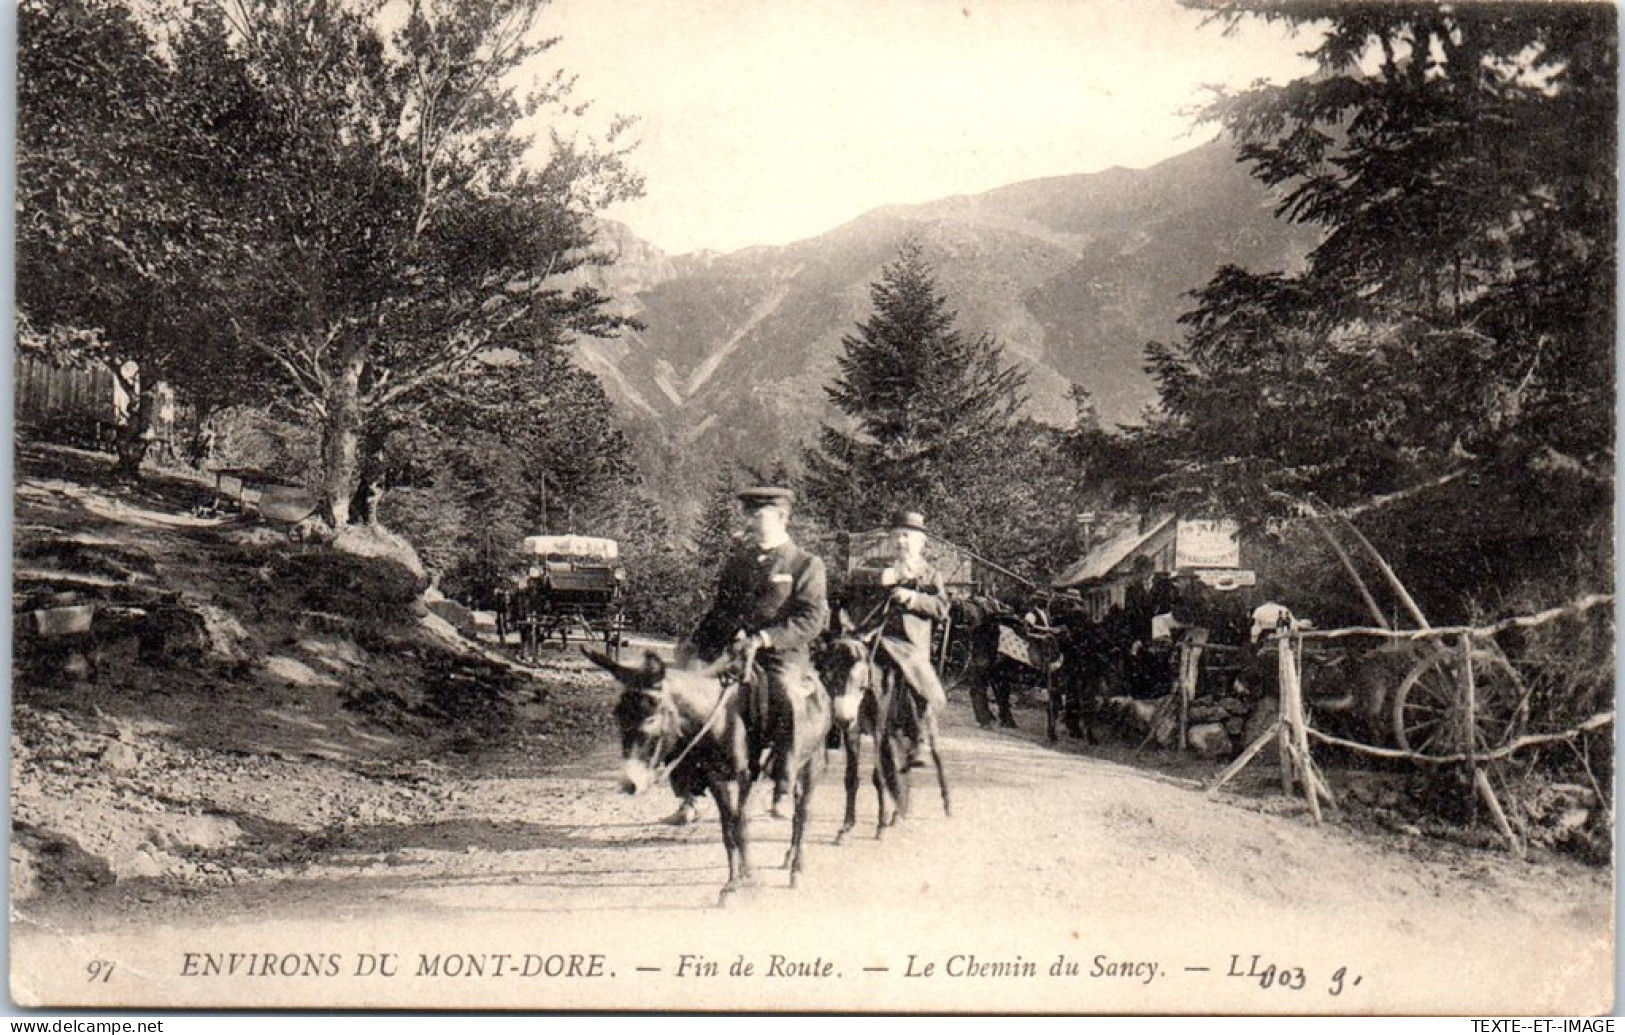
[
  {"left": 647, "top": 659, "right": 747, "bottom": 784},
  {"left": 837, "top": 601, "right": 892, "bottom": 696}
]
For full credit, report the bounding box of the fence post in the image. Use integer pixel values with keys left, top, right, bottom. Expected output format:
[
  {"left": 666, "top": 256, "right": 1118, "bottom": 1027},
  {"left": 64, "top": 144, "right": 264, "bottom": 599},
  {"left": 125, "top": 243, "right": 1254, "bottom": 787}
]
[
  {"left": 1462, "top": 632, "right": 1522, "bottom": 854},
  {"left": 1282, "top": 631, "right": 1323, "bottom": 823},
  {"left": 1277, "top": 633, "right": 1295, "bottom": 796}
]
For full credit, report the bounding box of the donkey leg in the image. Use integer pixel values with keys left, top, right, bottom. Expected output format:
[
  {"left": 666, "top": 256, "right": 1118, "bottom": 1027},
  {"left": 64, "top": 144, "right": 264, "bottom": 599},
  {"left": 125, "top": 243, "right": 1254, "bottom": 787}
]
[
  {"left": 891, "top": 732, "right": 912, "bottom": 821},
  {"left": 713, "top": 783, "right": 742, "bottom": 905},
  {"left": 836, "top": 728, "right": 859, "bottom": 845},
  {"left": 787, "top": 760, "right": 815, "bottom": 887},
  {"left": 1046, "top": 681, "right": 1060, "bottom": 743},
  {"left": 734, "top": 777, "right": 754, "bottom": 885},
  {"left": 924, "top": 711, "right": 951, "bottom": 817},
  {"left": 872, "top": 756, "right": 890, "bottom": 838}
]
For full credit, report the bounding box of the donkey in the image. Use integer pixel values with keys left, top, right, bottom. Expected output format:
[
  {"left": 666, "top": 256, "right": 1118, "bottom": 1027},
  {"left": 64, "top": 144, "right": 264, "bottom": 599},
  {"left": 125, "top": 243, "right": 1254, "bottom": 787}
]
[
  {"left": 818, "top": 627, "right": 950, "bottom": 844},
  {"left": 587, "top": 650, "right": 830, "bottom": 904}
]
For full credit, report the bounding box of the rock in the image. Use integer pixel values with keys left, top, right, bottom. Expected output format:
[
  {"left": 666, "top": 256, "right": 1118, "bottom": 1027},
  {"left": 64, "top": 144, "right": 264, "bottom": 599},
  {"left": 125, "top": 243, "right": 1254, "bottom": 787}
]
[
  {"left": 100, "top": 740, "right": 141, "bottom": 772},
  {"left": 32, "top": 604, "right": 96, "bottom": 637},
  {"left": 1151, "top": 706, "right": 1179, "bottom": 748},
  {"left": 1241, "top": 696, "right": 1279, "bottom": 751},
  {"left": 264, "top": 655, "right": 333, "bottom": 687},
  {"left": 60, "top": 652, "right": 96, "bottom": 680},
  {"left": 1114, "top": 698, "right": 1159, "bottom": 732},
  {"left": 332, "top": 525, "right": 427, "bottom": 580},
  {"left": 12, "top": 845, "right": 41, "bottom": 902},
  {"left": 1554, "top": 808, "right": 1590, "bottom": 835},
  {"left": 194, "top": 603, "right": 254, "bottom": 662},
  {"left": 113, "top": 846, "right": 167, "bottom": 881},
  {"left": 149, "top": 814, "right": 243, "bottom": 853},
  {"left": 1187, "top": 723, "right": 1232, "bottom": 759},
  {"left": 427, "top": 599, "right": 475, "bottom": 634}
]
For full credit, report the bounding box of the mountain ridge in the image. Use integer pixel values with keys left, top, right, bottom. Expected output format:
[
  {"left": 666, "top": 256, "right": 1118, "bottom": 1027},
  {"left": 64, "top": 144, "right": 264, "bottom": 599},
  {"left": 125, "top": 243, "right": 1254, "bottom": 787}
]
[{"left": 570, "top": 137, "right": 1320, "bottom": 479}]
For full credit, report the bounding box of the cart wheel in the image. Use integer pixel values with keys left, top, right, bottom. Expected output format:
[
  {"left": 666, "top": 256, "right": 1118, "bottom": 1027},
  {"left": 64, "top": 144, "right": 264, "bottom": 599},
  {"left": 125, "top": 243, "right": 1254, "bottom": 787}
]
[
  {"left": 943, "top": 638, "right": 978, "bottom": 688},
  {"left": 1392, "top": 642, "right": 1528, "bottom": 756}
]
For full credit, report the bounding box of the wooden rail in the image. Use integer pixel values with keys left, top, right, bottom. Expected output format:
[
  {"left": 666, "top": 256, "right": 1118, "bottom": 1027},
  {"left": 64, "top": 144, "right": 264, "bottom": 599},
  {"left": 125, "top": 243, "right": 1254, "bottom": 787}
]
[{"left": 1207, "top": 593, "right": 1613, "bottom": 854}]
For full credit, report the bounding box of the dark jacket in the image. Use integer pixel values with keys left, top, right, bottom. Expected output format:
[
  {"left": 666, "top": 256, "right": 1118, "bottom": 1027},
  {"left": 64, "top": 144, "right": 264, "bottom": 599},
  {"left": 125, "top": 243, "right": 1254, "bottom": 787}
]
[{"left": 690, "top": 539, "right": 829, "bottom": 664}]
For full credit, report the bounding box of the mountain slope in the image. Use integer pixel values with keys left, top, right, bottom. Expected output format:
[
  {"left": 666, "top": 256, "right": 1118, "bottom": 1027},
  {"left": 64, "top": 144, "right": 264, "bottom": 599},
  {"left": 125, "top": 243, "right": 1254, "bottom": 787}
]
[{"left": 575, "top": 137, "right": 1320, "bottom": 473}]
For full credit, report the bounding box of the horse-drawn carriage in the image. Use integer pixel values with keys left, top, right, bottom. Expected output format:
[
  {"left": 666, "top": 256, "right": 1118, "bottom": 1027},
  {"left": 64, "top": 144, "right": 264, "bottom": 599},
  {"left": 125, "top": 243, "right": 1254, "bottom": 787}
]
[{"left": 504, "top": 535, "right": 629, "bottom": 660}]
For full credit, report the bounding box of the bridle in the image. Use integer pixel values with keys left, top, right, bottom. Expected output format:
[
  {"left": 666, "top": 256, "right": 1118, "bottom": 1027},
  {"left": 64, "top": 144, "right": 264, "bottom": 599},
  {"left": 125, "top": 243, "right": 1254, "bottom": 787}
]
[{"left": 633, "top": 658, "right": 749, "bottom": 786}]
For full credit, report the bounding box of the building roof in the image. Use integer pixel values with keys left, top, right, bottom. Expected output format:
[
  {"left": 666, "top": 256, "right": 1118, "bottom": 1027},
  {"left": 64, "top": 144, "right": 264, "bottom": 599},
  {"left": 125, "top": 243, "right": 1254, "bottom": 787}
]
[{"left": 1050, "top": 516, "right": 1177, "bottom": 589}]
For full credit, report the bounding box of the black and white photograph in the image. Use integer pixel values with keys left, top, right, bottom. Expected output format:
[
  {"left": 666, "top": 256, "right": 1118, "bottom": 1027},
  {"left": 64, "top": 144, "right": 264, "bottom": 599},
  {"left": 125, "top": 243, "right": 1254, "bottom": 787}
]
[{"left": 8, "top": 0, "right": 1617, "bottom": 1015}]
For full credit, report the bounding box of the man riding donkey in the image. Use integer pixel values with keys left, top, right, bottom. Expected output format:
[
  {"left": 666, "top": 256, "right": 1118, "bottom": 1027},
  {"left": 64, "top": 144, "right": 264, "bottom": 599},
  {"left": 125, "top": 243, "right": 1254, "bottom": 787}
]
[
  {"left": 663, "top": 485, "right": 830, "bottom": 826},
  {"left": 843, "top": 509, "right": 949, "bottom": 769}
]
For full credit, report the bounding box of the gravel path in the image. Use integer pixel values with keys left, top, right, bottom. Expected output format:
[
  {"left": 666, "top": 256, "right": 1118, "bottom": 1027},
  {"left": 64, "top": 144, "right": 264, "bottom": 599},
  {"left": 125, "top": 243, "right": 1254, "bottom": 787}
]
[{"left": 12, "top": 687, "right": 1613, "bottom": 1014}]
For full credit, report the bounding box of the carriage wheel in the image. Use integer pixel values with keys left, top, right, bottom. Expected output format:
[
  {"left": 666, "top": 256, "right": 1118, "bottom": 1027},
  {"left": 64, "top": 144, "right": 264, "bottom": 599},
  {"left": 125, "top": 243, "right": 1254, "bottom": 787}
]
[
  {"left": 1392, "top": 642, "right": 1528, "bottom": 757},
  {"left": 940, "top": 636, "right": 977, "bottom": 688}
]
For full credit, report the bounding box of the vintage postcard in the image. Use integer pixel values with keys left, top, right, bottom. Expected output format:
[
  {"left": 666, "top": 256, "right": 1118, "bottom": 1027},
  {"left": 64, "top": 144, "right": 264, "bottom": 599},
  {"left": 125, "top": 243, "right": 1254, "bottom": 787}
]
[{"left": 9, "top": 0, "right": 1616, "bottom": 1015}]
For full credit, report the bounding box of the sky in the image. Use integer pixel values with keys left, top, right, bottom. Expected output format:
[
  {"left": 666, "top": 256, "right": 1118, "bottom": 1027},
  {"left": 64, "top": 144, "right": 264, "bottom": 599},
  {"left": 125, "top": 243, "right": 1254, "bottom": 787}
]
[{"left": 533, "top": 0, "right": 1321, "bottom": 256}]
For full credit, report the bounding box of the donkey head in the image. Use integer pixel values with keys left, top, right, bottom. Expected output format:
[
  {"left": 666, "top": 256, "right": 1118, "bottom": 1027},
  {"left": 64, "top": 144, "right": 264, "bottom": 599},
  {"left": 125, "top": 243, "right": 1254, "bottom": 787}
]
[{"left": 586, "top": 650, "right": 677, "bottom": 794}]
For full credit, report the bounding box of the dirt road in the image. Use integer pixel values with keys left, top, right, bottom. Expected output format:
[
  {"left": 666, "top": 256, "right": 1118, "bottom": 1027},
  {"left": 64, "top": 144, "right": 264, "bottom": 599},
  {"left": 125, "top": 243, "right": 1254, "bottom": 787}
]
[{"left": 11, "top": 674, "right": 1614, "bottom": 1015}]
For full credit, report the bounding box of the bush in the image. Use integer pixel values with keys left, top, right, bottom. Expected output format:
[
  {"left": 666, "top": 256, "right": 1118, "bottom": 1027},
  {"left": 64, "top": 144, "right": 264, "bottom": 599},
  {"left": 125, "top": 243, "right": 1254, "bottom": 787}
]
[{"left": 267, "top": 549, "right": 427, "bottom": 623}]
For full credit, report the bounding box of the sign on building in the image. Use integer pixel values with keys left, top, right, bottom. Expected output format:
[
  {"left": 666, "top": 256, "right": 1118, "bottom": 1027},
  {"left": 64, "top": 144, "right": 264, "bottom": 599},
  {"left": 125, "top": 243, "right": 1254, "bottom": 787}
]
[{"left": 1175, "top": 520, "right": 1241, "bottom": 569}]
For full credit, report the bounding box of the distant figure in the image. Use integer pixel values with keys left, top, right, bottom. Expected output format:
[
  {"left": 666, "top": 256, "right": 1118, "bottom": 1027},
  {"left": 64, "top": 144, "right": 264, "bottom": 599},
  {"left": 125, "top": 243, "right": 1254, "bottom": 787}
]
[
  {"left": 189, "top": 426, "right": 217, "bottom": 470},
  {"left": 967, "top": 607, "right": 1025, "bottom": 729}
]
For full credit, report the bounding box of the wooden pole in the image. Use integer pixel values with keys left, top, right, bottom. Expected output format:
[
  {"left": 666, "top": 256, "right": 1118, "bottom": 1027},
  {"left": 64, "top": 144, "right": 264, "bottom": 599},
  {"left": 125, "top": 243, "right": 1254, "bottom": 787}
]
[
  {"left": 1459, "top": 632, "right": 1521, "bottom": 854},
  {"left": 1207, "top": 719, "right": 1281, "bottom": 794},
  {"left": 1177, "top": 671, "right": 1189, "bottom": 752},
  {"left": 1336, "top": 514, "right": 1432, "bottom": 630},
  {"left": 1475, "top": 768, "right": 1523, "bottom": 857},
  {"left": 1276, "top": 631, "right": 1295, "bottom": 794},
  {"left": 1176, "top": 629, "right": 1208, "bottom": 753},
  {"left": 1280, "top": 632, "right": 1322, "bottom": 824},
  {"left": 1460, "top": 633, "right": 1477, "bottom": 762},
  {"left": 1308, "top": 512, "right": 1391, "bottom": 630}
]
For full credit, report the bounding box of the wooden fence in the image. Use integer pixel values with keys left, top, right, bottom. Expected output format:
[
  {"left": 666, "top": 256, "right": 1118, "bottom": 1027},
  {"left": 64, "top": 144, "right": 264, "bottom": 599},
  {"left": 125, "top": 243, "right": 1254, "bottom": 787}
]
[
  {"left": 1207, "top": 594, "right": 1614, "bottom": 854},
  {"left": 16, "top": 354, "right": 186, "bottom": 456}
]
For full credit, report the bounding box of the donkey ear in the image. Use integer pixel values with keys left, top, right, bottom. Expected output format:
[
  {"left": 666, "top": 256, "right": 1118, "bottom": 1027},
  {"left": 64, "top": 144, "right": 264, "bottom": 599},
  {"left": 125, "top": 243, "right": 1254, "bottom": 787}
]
[
  {"left": 640, "top": 652, "right": 666, "bottom": 684},
  {"left": 583, "top": 648, "right": 661, "bottom": 688},
  {"left": 837, "top": 608, "right": 855, "bottom": 634}
]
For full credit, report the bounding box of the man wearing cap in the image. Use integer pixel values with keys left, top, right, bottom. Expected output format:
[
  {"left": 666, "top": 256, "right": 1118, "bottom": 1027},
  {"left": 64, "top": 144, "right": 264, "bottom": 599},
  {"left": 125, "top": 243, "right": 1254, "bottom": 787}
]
[{"left": 680, "top": 485, "right": 829, "bottom": 819}]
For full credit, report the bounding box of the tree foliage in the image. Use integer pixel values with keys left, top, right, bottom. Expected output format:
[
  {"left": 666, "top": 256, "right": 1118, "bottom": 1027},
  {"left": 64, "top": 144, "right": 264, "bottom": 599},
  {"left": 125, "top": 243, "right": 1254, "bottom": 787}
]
[
  {"left": 16, "top": 0, "right": 280, "bottom": 471},
  {"left": 1141, "top": 2, "right": 1615, "bottom": 528},
  {"left": 377, "top": 352, "right": 641, "bottom": 597},
  {"left": 804, "top": 240, "right": 1028, "bottom": 532},
  {"left": 210, "top": 0, "right": 643, "bottom": 525}
]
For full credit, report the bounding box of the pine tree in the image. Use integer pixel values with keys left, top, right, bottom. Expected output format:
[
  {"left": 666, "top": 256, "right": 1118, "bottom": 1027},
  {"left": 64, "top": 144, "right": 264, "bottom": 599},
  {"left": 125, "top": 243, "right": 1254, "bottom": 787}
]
[
  {"left": 1144, "top": 2, "right": 1615, "bottom": 523},
  {"left": 804, "top": 239, "right": 1026, "bottom": 532}
]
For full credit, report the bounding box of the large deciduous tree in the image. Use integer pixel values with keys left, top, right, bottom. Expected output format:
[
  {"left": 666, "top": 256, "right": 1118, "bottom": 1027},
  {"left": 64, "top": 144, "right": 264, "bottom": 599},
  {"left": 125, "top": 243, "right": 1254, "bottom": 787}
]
[
  {"left": 1142, "top": 2, "right": 1614, "bottom": 526},
  {"left": 220, "top": 0, "right": 642, "bottom": 526}
]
